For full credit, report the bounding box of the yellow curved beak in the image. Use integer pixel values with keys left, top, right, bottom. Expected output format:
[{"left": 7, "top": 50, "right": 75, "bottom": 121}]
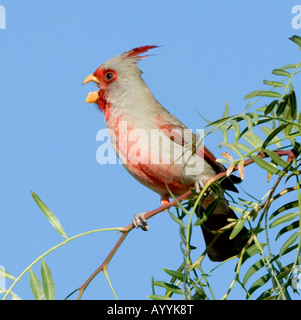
[
  {"left": 85, "top": 91, "right": 99, "bottom": 103},
  {"left": 82, "top": 74, "right": 99, "bottom": 85},
  {"left": 83, "top": 73, "right": 100, "bottom": 103}
]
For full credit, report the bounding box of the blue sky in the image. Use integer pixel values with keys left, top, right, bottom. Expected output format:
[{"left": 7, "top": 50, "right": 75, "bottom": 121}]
[{"left": 1, "top": 1, "right": 301, "bottom": 300}]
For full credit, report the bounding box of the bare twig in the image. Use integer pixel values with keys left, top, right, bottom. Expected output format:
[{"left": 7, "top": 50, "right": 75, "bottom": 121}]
[{"left": 76, "top": 190, "right": 192, "bottom": 299}]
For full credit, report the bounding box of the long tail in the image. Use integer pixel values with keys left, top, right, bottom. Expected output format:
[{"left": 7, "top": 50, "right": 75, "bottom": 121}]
[{"left": 197, "top": 201, "right": 250, "bottom": 262}]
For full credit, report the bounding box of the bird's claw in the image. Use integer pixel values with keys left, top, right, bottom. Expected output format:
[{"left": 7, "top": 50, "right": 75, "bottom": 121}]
[
  {"left": 132, "top": 212, "right": 149, "bottom": 231},
  {"left": 194, "top": 180, "right": 204, "bottom": 194},
  {"left": 194, "top": 180, "right": 214, "bottom": 197}
]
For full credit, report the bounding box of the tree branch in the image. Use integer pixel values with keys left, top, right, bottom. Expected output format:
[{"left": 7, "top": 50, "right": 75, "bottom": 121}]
[{"left": 76, "top": 148, "right": 298, "bottom": 299}]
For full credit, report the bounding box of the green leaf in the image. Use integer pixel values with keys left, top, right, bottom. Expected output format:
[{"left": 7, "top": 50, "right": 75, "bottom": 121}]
[
  {"left": 238, "top": 198, "right": 258, "bottom": 206},
  {"left": 269, "top": 211, "right": 299, "bottom": 229},
  {"left": 289, "top": 35, "right": 301, "bottom": 49},
  {"left": 248, "top": 274, "right": 271, "bottom": 296},
  {"left": 168, "top": 211, "right": 187, "bottom": 229},
  {"left": 276, "top": 221, "right": 299, "bottom": 240},
  {"left": 162, "top": 268, "right": 184, "bottom": 282},
  {"left": 31, "top": 191, "right": 67, "bottom": 239},
  {"left": 243, "top": 132, "right": 263, "bottom": 149},
  {"left": 219, "top": 125, "right": 229, "bottom": 144},
  {"left": 209, "top": 117, "right": 230, "bottom": 127},
  {"left": 276, "top": 95, "right": 289, "bottom": 116},
  {"left": 256, "top": 288, "right": 275, "bottom": 300},
  {"left": 239, "top": 114, "right": 253, "bottom": 132},
  {"left": 166, "top": 185, "right": 191, "bottom": 216},
  {"left": 260, "top": 127, "right": 282, "bottom": 148},
  {"left": 29, "top": 269, "right": 45, "bottom": 300},
  {"left": 228, "top": 205, "right": 247, "bottom": 214},
  {"left": 262, "top": 124, "right": 288, "bottom": 150},
  {"left": 216, "top": 159, "right": 229, "bottom": 164},
  {"left": 223, "top": 143, "right": 243, "bottom": 157},
  {"left": 264, "top": 149, "right": 289, "bottom": 169},
  {"left": 241, "top": 243, "right": 266, "bottom": 265},
  {"left": 272, "top": 69, "right": 291, "bottom": 77},
  {"left": 153, "top": 281, "right": 184, "bottom": 295},
  {"left": 264, "top": 99, "right": 278, "bottom": 115},
  {"left": 276, "top": 104, "right": 286, "bottom": 117},
  {"left": 236, "top": 143, "right": 253, "bottom": 154},
  {"left": 250, "top": 155, "right": 286, "bottom": 177},
  {"left": 244, "top": 90, "right": 283, "bottom": 100},
  {"left": 194, "top": 199, "right": 218, "bottom": 226},
  {"left": 0, "top": 267, "right": 15, "bottom": 280},
  {"left": 242, "top": 242, "right": 296, "bottom": 286},
  {"left": 250, "top": 112, "right": 259, "bottom": 125},
  {"left": 229, "top": 120, "right": 241, "bottom": 143},
  {"left": 223, "top": 101, "right": 229, "bottom": 118},
  {"left": 277, "top": 263, "right": 294, "bottom": 281},
  {"left": 179, "top": 227, "right": 188, "bottom": 246},
  {"left": 280, "top": 63, "right": 298, "bottom": 69},
  {"left": 245, "top": 101, "right": 256, "bottom": 111},
  {"left": 229, "top": 216, "right": 247, "bottom": 240},
  {"left": 263, "top": 80, "right": 286, "bottom": 88},
  {"left": 280, "top": 231, "right": 299, "bottom": 256},
  {"left": 41, "top": 259, "right": 55, "bottom": 300},
  {"left": 289, "top": 90, "right": 298, "bottom": 120},
  {"left": 269, "top": 201, "right": 299, "bottom": 220}
]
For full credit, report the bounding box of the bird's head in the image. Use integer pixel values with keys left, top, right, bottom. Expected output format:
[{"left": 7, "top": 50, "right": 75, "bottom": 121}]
[{"left": 83, "top": 45, "right": 158, "bottom": 107}]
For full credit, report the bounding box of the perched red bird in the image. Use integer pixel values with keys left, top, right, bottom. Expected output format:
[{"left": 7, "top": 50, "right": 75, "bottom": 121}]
[{"left": 83, "top": 45, "right": 249, "bottom": 261}]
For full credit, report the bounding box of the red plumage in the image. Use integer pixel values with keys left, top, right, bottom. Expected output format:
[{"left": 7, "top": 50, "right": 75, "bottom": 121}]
[
  {"left": 125, "top": 45, "right": 159, "bottom": 59},
  {"left": 83, "top": 45, "right": 250, "bottom": 261}
]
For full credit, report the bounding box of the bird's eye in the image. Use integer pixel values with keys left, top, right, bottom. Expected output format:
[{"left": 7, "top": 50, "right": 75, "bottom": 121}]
[{"left": 105, "top": 72, "right": 114, "bottom": 81}]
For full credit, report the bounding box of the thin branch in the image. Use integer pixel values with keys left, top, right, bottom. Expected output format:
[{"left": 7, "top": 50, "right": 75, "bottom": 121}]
[
  {"left": 76, "top": 190, "right": 192, "bottom": 299},
  {"left": 76, "top": 148, "right": 298, "bottom": 299}
]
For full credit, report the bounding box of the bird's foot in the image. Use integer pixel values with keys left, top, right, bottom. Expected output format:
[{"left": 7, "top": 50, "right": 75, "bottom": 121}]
[
  {"left": 195, "top": 179, "right": 208, "bottom": 194},
  {"left": 194, "top": 180, "right": 215, "bottom": 197},
  {"left": 132, "top": 212, "right": 149, "bottom": 231}
]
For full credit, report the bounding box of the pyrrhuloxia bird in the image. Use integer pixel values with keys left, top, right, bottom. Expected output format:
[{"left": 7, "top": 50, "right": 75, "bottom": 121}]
[{"left": 83, "top": 45, "right": 249, "bottom": 261}]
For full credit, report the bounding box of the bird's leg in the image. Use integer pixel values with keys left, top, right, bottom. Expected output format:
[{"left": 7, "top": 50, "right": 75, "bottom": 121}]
[
  {"left": 133, "top": 195, "right": 170, "bottom": 231},
  {"left": 194, "top": 180, "right": 202, "bottom": 194},
  {"left": 160, "top": 195, "right": 170, "bottom": 206},
  {"left": 195, "top": 179, "right": 208, "bottom": 194},
  {"left": 132, "top": 212, "right": 149, "bottom": 231},
  {"left": 195, "top": 179, "right": 215, "bottom": 197}
]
